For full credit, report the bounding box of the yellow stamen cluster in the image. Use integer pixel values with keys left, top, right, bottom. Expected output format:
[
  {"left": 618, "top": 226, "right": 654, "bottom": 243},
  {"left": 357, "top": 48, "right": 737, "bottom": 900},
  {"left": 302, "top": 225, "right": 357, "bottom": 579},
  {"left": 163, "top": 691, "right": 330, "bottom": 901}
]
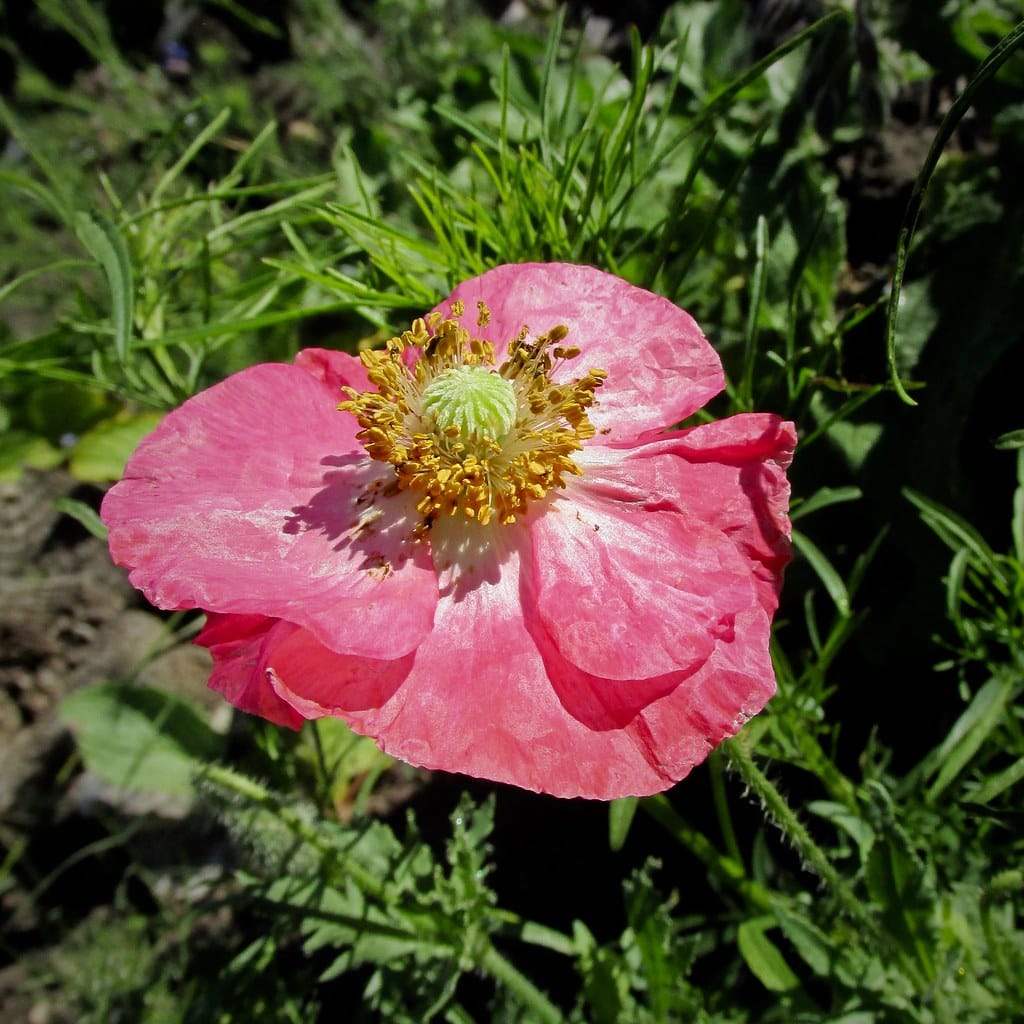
[{"left": 339, "top": 300, "right": 607, "bottom": 529}]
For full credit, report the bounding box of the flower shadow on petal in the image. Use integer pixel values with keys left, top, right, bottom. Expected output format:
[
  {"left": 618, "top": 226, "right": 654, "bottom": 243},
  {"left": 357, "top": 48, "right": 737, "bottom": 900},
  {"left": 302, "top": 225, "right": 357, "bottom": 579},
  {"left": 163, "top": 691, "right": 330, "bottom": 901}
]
[
  {"left": 428, "top": 516, "right": 511, "bottom": 604},
  {"left": 282, "top": 454, "right": 427, "bottom": 580}
]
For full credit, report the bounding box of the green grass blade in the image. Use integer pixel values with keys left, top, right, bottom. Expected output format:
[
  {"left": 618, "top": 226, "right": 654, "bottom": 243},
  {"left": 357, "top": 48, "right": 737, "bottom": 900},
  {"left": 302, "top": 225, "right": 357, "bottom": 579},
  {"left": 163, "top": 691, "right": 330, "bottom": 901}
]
[
  {"left": 791, "top": 486, "right": 863, "bottom": 522},
  {"left": 54, "top": 498, "right": 109, "bottom": 541},
  {"left": 740, "top": 214, "right": 769, "bottom": 410},
  {"left": 966, "top": 755, "right": 1024, "bottom": 805},
  {"left": 904, "top": 487, "right": 1005, "bottom": 581},
  {"left": 151, "top": 107, "right": 232, "bottom": 206},
  {"left": 792, "top": 529, "right": 851, "bottom": 617},
  {"left": 925, "top": 673, "right": 1019, "bottom": 801},
  {"left": 73, "top": 210, "right": 134, "bottom": 364}
]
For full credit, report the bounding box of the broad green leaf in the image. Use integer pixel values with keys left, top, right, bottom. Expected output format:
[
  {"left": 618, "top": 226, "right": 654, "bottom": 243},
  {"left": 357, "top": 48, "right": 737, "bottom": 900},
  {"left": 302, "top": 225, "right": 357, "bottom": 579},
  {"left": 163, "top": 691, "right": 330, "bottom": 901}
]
[
  {"left": 73, "top": 209, "right": 134, "bottom": 363},
  {"left": 69, "top": 411, "right": 163, "bottom": 482},
  {"left": 773, "top": 905, "right": 833, "bottom": 977},
  {"left": 865, "top": 837, "right": 935, "bottom": 984},
  {"left": 0, "top": 431, "right": 63, "bottom": 481},
  {"left": 61, "top": 681, "right": 224, "bottom": 796},
  {"left": 737, "top": 918, "right": 800, "bottom": 992}
]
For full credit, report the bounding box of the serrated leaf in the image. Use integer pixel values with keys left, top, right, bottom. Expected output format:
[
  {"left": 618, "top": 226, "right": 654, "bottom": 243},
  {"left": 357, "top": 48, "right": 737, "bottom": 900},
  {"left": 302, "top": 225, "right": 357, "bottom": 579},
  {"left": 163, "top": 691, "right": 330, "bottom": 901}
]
[
  {"left": 61, "top": 681, "right": 223, "bottom": 796},
  {"left": 73, "top": 209, "right": 134, "bottom": 363}
]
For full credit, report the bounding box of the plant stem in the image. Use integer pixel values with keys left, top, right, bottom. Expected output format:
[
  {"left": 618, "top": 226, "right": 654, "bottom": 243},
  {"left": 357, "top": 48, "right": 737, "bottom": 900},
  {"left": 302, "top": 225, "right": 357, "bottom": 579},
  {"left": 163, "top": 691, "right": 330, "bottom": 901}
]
[
  {"left": 723, "top": 738, "right": 875, "bottom": 931},
  {"left": 480, "top": 942, "right": 564, "bottom": 1024},
  {"left": 200, "top": 762, "right": 385, "bottom": 899},
  {"left": 709, "top": 747, "right": 744, "bottom": 866},
  {"left": 642, "top": 794, "right": 773, "bottom": 913}
]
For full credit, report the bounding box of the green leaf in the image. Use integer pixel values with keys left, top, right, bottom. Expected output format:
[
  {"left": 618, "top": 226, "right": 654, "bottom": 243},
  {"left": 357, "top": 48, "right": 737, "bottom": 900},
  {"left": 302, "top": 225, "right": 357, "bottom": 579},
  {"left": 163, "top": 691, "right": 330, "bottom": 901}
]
[
  {"left": 904, "top": 487, "right": 1003, "bottom": 578},
  {"left": 773, "top": 904, "right": 833, "bottom": 977},
  {"left": 791, "top": 485, "right": 863, "bottom": 522},
  {"left": 54, "top": 497, "right": 108, "bottom": 541},
  {"left": 806, "top": 800, "right": 875, "bottom": 864},
  {"left": 0, "top": 431, "right": 63, "bottom": 481},
  {"left": 924, "top": 673, "right": 1018, "bottom": 801},
  {"left": 608, "top": 797, "right": 638, "bottom": 852},
  {"left": 73, "top": 209, "right": 134, "bottom": 363},
  {"left": 792, "top": 529, "right": 851, "bottom": 616},
  {"left": 865, "top": 838, "right": 935, "bottom": 983},
  {"left": 737, "top": 918, "right": 800, "bottom": 992},
  {"left": 61, "top": 681, "right": 224, "bottom": 796},
  {"left": 965, "top": 755, "right": 1024, "bottom": 805},
  {"left": 69, "top": 411, "right": 163, "bottom": 482},
  {"left": 994, "top": 428, "right": 1024, "bottom": 450}
]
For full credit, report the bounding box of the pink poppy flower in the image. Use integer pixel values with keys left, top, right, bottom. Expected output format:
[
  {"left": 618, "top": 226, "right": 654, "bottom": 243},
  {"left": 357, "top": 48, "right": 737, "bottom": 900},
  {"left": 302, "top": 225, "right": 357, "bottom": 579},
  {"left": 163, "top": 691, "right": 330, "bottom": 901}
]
[{"left": 101, "top": 263, "right": 795, "bottom": 799}]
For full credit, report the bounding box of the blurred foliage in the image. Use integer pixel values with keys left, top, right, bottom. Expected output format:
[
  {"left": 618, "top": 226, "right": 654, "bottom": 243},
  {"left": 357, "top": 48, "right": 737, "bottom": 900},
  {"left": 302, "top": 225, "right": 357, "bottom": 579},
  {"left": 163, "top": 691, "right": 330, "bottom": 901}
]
[{"left": 2, "top": 0, "right": 1023, "bottom": 1022}]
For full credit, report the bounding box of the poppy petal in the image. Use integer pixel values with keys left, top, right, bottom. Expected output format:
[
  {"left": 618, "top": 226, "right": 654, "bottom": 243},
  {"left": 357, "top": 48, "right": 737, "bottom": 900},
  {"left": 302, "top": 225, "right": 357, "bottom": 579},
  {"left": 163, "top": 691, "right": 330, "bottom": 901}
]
[
  {"left": 102, "top": 361, "right": 437, "bottom": 658},
  {"left": 441, "top": 263, "right": 724, "bottom": 442}
]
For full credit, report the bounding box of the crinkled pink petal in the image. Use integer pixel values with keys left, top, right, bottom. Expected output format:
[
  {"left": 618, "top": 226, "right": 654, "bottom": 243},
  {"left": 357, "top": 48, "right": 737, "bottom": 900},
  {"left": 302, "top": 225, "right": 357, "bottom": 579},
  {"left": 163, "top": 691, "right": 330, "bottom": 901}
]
[
  {"left": 104, "top": 265, "right": 794, "bottom": 800},
  {"left": 439, "top": 263, "right": 725, "bottom": 442},
  {"left": 294, "top": 346, "right": 373, "bottom": 394},
  {"left": 630, "top": 605, "right": 776, "bottom": 783},
  {"left": 196, "top": 611, "right": 413, "bottom": 728},
  {"left": 101, "top": 359, "right": 437, "bottom": 658},
  {"left": 584, "top": 414, "right": 796, "bottom": 614},
  {"left": 314, "top": 532, "right": 677, "bottom": 798},
  {"left": 528, "top": 493, "right": 758, "bottom": 702},
  {"left": 196, "top": 613, "right": 304, "bottom": 729},
  {"left": 263, "top": 627, "right": 415, "bottom": 718},
  {"left": 269, "top": 528, "right": 773, "bottom": 799}
]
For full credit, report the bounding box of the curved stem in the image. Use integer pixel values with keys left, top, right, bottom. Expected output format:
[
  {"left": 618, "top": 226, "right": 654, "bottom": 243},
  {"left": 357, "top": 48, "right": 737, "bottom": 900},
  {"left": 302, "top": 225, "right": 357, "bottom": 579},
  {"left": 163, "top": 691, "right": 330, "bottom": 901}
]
[
  {"left": 723, "top": 738, "right": 875, "bottom": 931},
  {"left": 642, "top": 793, "right": 773, "bottom": 913},
  {"left": 709, "top": 747, "right": 744, "bottom": 866}
]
